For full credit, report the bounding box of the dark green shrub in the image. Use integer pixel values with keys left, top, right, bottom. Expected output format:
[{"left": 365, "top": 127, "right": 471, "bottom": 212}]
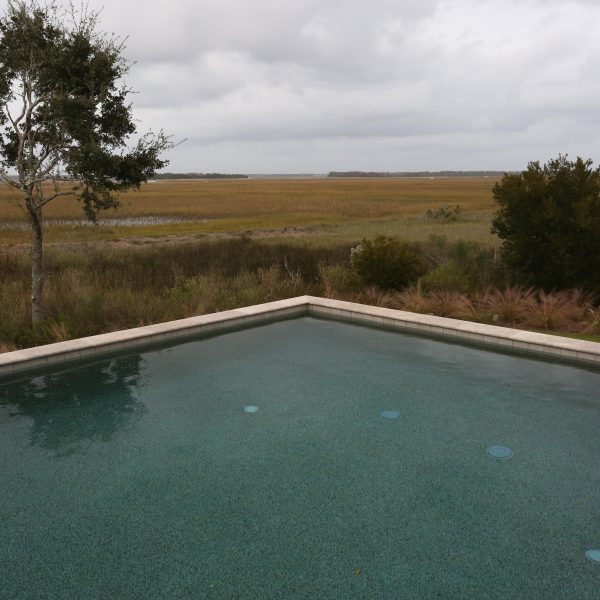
[
  {"left": 350, "top": 235, "right": 426, "bottom": 291},
  {"left": 492, "top": 155, "right": 600, "bottom": 291}
]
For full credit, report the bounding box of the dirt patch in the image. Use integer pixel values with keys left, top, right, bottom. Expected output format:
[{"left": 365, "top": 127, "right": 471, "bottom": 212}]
[
  {"left": 109, "top": 234, "right": 201, "bottom": 248},
  {"left": 0, "top": 224, "right": 335, "bottom": 254},
  {"left": 110, "top": 225, "right": 325, "bottom": 247}
]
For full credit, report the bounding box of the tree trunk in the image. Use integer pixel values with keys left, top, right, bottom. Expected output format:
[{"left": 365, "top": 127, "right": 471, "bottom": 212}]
[{"left": 30, "top": 208, "right": 44, "bottom": 322}]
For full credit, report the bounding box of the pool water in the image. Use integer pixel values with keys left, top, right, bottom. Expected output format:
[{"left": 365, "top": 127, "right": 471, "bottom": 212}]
[{"left": 1, "top": 317, "right": 599, "bottom": 599}]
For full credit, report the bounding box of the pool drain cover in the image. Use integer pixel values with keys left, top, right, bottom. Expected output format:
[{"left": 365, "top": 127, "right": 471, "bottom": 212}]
[
  {"left": 585, "top": 549, "right": 600, "bottom": 563},
  {"left": 486, "top": 445, "right": 513, "bottom": 459},
  {"left": 244, "top": 405, "right": 259, "bottom": 414},
  {"left": 380, "top": 410, "right": 401, "bottom": 419}
]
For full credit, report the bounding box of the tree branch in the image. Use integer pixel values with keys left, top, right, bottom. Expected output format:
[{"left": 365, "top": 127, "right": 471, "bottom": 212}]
[
  {"left": 32, "top": 125, "right": 67, "bottom": 178},
  {"left": 30, "top": 153, "right": 64, "bottom": 185},
  {"left": 38, "top": 189, "right": 80, "bottom": 207},
  {"left": 4, "top": 95, "right": 27, "bottom": 134},
  {"left": 27, "top": 129, "right": 35, "bottom": 175},
  {"left": 14, "top": 84, "right": 52, "bottom": 186},
  {"left": 33, "top": 143, "right": 53, "bottom": 172},
  {"left": 0, "top": 167, "right": 22, "bottom": 189},
  {"left": 16, "top": 135, "right": 26, "bottom": 182}
]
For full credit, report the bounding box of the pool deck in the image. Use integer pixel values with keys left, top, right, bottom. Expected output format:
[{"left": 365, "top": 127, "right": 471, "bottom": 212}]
[{"left": 1, "top": 295, "right": 600, "bottom": 377}]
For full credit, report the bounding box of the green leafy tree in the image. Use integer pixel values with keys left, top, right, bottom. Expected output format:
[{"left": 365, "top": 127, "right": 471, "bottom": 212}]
[
  {"left": 492, "top": 155, "right": 600, "bottom": 292},
  {"left": 0, "top": 1, "right": 173, "bottom": 321},
  {"left": 350, "top": 235, "right": 425, "bottom": 291}
]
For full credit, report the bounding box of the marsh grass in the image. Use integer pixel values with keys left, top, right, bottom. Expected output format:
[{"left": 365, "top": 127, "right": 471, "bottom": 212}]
[
  {"left": 0, "top": 177, "right": 499, "bottom": 245},
  {"left": 0, "top": 177, "right": 499, "bottom": 221},
  {"left": 0, "top": 239, "right": 352, "bottom": 348},
  {"left": 1, "top": 227, "right": 598, "bottom": 350}
]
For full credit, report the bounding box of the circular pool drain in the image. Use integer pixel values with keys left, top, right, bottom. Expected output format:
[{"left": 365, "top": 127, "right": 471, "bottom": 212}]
[
  {"left": 244, "top": 405, "right": 259, "bottom": 414},
  {"left": 380, "top": 410, "right": 401, "bottom": 419},
  {"left": 486, "top": 445, "right": 513, "bottom": 459},
  {"left": 585, "top": 549, "right": 600, "bottom": 563}
]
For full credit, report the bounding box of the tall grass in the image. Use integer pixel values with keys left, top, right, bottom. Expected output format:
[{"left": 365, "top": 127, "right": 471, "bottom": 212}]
[
  {"left": 0, "top": 177, "right": 500, "bottom": 245},
  {"left": 0, "top": 177, "right": 499, "bottom": 222},
  {"left": 2, "top": 235, "right": 598, "bottom": 350},
  {"left": 388, "top": 286, "right": 597, "bottom": 334},
  {"left": 0, "top": 239, "right": 352, "bottom": 349}
]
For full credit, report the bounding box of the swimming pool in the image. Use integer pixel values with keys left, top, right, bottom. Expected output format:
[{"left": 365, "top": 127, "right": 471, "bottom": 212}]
[{"left": 1, "top": 315, "right": 599, "bottom": 599}]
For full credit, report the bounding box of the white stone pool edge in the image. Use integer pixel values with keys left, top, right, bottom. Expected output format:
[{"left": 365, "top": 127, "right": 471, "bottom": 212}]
[{"left": 1, "top": 295, "right": 599, "bottom": 378}]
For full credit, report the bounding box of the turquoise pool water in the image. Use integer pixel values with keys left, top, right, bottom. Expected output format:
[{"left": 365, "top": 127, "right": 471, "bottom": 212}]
[{"left": 1, "top": 317, "right": 599, "bottom": 599}]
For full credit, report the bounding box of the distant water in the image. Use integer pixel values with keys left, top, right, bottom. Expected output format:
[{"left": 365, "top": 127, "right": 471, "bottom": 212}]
[{"left": 0, "top": 216, "right": 199, "bottom": 230}]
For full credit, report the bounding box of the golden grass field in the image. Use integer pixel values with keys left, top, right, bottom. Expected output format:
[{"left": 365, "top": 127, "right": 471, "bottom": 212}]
[
  {"left": 3, "top": 176, "right": 600, "bottom": 349},
  {"left": 0, "top": 177, "right": 501, "bottom": 246}
]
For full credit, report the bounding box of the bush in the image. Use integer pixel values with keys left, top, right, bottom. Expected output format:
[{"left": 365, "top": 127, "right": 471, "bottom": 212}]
[
  {"left": 393, "top": 282, "right": 432, "bottom": 313},
  {"left": 521, "top": 291, "right": 582, "bottom": 330},
  {"left": 419, "top": 235, "right": 504, "bottom": 293},
  {"left": 318, "top": 264, "right": 360, "bottom": 298},
  {"left": 428, "top": 290, "right": 469, "bottom": 317},
  {"left": 352, "top": 286, "right": 397, "bottom": 308},
  {"left": 492, "top": 155, "right": 600, "bottom": 292},
  {"left": 459, "top": 289, "right": 494, "bottom": 323},
  {"left": 426, "top": 204, "right": 462, "bottom": 222},
  {"left": 350, "top": 236, "right": 426, "bottom": 291},
  {"left": 487, "top": 286, "right": 535, "bottom": 325},
  {"left": 421, "top": 262, "right": 470, "bottom": 292}
]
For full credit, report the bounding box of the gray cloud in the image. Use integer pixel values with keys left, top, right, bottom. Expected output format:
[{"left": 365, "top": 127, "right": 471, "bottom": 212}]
[{"left": 73, "top": 0, "right": 600, "bottom": 170}]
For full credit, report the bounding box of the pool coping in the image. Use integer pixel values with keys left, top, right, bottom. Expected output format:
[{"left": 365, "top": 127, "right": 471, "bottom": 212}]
[{"left": 1, "top": 295, "right": 599, "bottom": 377}]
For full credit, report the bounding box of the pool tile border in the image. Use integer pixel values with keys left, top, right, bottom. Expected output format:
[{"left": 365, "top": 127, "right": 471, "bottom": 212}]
[
  {"left": 1, "top": 295, "right": 599, "bottom": 377},
  {"left": 305, "top": 296, "right": 600, "bottom": 368}
]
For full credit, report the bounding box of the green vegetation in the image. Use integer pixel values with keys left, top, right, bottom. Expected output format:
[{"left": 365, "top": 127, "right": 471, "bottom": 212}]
[
  {"left": 426, "top": 204, "right": 462, "bottom": 223},
  {"left": 0, "top": 239, "right": 350, "bottom": 350},
  {"left": 2, "top": 234, "right": 599, "bottom": 351},
  {"left": 0, "top": 1, "right": 172, "bottom": 321},
  {"left": 538, "top": 330, "right": 600, "bottom": 344},
  {"left": 492, "top": 155, "right": 600, "bottom": 292},
  {"left": 1, "top": 161, "right": 599, "bottom": 351},
  {"left": 350, "top": 236, "right": 425, "bottom": 290}
]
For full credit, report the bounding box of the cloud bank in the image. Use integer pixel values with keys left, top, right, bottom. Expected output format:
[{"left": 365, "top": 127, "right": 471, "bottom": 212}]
[{"left": 90, "top": 0, "right": 600, "bottom": 171}]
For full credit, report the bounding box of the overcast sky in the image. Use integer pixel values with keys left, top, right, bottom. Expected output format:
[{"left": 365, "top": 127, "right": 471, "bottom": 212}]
[{"left": 86, "top": 0, "right": 600, "bottom": 172}]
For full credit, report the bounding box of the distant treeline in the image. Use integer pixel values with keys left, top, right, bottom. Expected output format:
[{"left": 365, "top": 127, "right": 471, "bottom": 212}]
[
  {"left": 154, "top": 173, "right": 249, "bottom": 180},
  {"left": 327, "top": 171, "right": 507, "bottom": 178}
]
